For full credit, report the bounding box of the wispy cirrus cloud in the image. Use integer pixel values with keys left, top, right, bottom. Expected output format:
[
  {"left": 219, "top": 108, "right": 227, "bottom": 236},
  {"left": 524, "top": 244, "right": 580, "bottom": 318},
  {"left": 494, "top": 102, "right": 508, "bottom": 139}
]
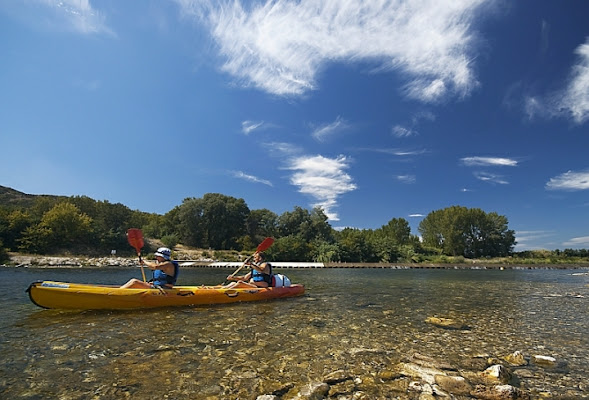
[
  {"left": 11, "top": 0, "right": 113, "bottom": 35},
  {"left": 555, "top": 39, "right": 589, "bottom": 125},
  {"left": 241, "top": 120, "right": 265, "bottom": 135},
  {"left": 177, "top": 0, "right": 490, "bottom": 101},
  {"left": 562, "top": 236, "right": 589, "bottom": 248},
  {"left": 461, "top": 156, "right": 518, "bottom": 167},
  {"left": 514, "top": 230, "right": 554, "bottom": 250},
  {"left": 359, "top": 147, "right": 428, "bottom": 157},
  {"left": 392, "top": 111, "right": 436, "bottom": 137},
  {"left": 311, "top": 116, "right": 349, "bottom": 142},
  {"left": 396, "top": 174, "right": 416, "bottom": 184},
  {"left": 474, "top": 172, "right": 508, "bottom": 185},
  {"left": 285, "top": 154, "right": 356, "bottom": 221},
  {"left": 546, "top": 169, "right": 589, "bottom": 191},
  {"left": 231, "top": 170, "right": 273, "bottom": 186},
  {"left": 524, "top": 38, "right": 589, "bottom": 125}
]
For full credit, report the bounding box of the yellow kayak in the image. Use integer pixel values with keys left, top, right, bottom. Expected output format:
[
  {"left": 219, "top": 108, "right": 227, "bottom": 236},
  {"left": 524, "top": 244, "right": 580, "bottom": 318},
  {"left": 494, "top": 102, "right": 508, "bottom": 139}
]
[{"left": 26, "top": 280, "right": 305, "bottom": 310}]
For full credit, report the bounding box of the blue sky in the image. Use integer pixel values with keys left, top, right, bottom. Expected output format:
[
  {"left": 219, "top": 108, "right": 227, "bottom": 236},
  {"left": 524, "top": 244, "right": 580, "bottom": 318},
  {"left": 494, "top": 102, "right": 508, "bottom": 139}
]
[{"left": 1, "top": 1, "right": 588, "bottom": 251}]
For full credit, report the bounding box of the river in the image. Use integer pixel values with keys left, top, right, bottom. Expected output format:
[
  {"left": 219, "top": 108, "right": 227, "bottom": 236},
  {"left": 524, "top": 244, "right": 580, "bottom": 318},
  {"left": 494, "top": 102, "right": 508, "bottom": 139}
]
[{"left": 1, "top": 266, "right": 588, "bottom": 399}]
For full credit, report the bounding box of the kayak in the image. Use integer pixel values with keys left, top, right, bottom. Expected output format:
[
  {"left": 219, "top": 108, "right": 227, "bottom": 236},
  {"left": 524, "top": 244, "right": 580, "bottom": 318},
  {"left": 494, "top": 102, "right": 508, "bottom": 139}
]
[{"left": 26, "top": 280, "right": 305, "bottom": 310}]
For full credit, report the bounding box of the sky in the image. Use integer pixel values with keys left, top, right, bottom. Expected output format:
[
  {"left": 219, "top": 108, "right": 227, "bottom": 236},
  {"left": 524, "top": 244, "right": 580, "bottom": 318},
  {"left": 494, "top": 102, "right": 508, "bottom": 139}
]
[{"left": 1, "top": 0, "right": 588, "bottom": 251}]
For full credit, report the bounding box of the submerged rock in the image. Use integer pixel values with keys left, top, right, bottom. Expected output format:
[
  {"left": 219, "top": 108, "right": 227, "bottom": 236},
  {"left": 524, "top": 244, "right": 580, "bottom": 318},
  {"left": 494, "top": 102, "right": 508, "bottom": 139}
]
[
  {"left": 424, "top": 316, "right": 469, "bottom": 330},
  {"left": 471, "top": 384, "right": 530, "bottom": 400},
  {"left": 480, "top": 365, "right": 513, "bottom": 384},
  {"left": 503, "top": 351, "right": 528, "bottom": 366},
  {"left": 532, "top": 355, "right": 557, "bottom": 367}
]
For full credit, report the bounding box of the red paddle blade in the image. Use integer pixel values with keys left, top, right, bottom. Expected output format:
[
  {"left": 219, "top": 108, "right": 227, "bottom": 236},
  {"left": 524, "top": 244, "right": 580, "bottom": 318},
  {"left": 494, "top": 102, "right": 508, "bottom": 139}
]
[
  {"left": 127, "top": 228, "right": 144, "bottom": 253},
  {"left": 256, "top": 237, "right": 274, "bottom": 252}
]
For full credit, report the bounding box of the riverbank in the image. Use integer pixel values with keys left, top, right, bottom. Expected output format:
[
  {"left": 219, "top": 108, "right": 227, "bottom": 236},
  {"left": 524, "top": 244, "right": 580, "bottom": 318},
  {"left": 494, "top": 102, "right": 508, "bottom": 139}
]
[{"left": 5, "top": 254, "right": 589, "bottom": 270}]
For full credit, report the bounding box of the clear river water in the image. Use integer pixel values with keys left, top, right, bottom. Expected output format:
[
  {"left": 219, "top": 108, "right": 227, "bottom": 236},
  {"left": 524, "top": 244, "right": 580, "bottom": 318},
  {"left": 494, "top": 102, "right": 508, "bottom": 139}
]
[{"left": 0, "top": 266, "right": 588, "bottom": 399}]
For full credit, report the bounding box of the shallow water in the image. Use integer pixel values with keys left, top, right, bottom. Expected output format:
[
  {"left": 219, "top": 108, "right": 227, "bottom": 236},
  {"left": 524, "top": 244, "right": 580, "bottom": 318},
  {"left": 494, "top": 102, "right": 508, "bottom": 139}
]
[{"left": 1, "top": 266, "right": 588, "bottom": 399}]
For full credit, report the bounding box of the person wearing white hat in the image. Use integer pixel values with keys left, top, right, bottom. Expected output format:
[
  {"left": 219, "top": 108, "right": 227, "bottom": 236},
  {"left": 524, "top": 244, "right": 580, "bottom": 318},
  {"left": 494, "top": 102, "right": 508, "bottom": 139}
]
[{"left": 120, "top": 247, "right": 179, "bottom": 289}]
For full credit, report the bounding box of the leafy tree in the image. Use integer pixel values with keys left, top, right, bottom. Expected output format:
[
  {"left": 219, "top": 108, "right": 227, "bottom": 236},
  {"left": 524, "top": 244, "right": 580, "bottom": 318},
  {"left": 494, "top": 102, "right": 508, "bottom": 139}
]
[
  {"left": 418, "top": 206, "right": 515, "bottom": 258},
  {"left": 18, "top": 225, "right": 52, "bottom": 254},
  {"left": 174, "top": 194, "right": 249, "bottom": 250},
  {"left": 377, "top": 217, "right": 412, "bottom": 245},
  {"left": 246, "top": 208, "right": 278, "bottom": 243},
  {"left": 335, "top": 228, "right": 371, "bottom": 262},
  {"left": 311, "top": 240, "right": 340, "bottom": 263},
  {"left": 0, "top": 239, "right": 8, "bottom": 264},
  {"left": 39, "top": 202, "right": 94, "bottom": 248},
  {"left": 267, "top": 235, "right": 311, "bottom": 261}
]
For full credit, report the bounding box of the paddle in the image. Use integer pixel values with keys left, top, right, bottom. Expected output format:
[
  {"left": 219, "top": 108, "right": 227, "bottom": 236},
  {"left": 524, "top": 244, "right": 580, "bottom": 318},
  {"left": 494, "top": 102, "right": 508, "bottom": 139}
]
[
  {"left": 127, "top": 228, "right": 146, "bottom": 282},
  {"left": 226, "top": 237, "right": 274, "bottom": 283}
]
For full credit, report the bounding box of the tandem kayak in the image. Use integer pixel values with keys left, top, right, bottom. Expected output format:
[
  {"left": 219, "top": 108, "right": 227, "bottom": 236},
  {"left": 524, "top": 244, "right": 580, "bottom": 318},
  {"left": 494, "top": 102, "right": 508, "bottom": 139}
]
[{"left": 26, "top": 280, "right": 305, "bottom": 310}]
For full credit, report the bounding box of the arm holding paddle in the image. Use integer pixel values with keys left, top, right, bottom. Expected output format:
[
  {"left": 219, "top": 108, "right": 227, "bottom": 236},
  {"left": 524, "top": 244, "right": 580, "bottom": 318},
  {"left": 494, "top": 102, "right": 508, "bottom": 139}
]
[{"left": 223, "top": 237, "right": 275, "bottom": 288}]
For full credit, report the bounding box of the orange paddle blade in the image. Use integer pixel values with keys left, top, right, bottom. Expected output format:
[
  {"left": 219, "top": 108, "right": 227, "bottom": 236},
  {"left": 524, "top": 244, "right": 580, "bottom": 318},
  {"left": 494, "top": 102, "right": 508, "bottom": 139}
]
[
  {"left": 127, "top": 228, "right": 144, "bottom": 253},
  {"left": 256, "top": 237, "right": 274, "bottom": 252}
]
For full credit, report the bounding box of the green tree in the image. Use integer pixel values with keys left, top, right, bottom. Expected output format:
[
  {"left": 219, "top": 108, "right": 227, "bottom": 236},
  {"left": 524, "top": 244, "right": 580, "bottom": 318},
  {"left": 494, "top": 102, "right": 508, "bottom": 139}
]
[
  {"left": 40, "top": 202, "right": 94, "bottom": 249},
  {"left": 246, "top": 208, "right": 278, "bottom": 243},
  {"left": 418, "top": 206, "right": 515, "bottom": 258},
  {"left": 267, "top": 235, "right": 311, "bottom": 261}
]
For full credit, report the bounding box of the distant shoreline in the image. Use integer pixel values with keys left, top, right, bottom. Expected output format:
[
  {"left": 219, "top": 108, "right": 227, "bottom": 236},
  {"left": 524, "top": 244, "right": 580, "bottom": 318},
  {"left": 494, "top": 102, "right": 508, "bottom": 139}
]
[{"left": 4, "top": 254, "right": 589, "bottom": 270}]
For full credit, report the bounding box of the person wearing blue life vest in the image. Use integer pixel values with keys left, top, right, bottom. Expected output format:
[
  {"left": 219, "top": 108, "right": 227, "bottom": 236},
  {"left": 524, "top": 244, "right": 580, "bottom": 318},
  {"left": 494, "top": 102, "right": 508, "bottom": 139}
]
[
  {"left": 225, "top": 251, "right": 272, "bottom": 288},
  {"left": 120, "top": 247, "right": 179, "bottom": 289}
]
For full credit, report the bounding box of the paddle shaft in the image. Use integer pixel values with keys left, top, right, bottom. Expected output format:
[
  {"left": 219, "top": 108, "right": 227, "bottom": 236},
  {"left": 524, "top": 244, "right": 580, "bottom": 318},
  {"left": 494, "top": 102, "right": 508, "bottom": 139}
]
[{"left": 227, "top": 237, "right": 274, "bottom": 281}]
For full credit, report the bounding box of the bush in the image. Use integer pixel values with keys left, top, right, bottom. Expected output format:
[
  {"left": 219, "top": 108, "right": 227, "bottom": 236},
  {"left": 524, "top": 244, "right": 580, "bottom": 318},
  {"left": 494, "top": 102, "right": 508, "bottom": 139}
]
[{"left": 0, "top": 240, "right": 9, "bottom": 264}]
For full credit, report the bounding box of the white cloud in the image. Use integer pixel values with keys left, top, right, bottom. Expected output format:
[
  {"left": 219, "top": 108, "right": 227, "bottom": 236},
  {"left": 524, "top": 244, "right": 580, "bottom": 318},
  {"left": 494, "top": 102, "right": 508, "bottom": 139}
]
[
  {"left": 474, "top": 172, "right": 508, "bottom": 185},
  {"left": 241, "top": 120, "right": 265, "bottom": 135},
  {"left": 562, "top": 236, "right": 589, "bottom": 248},
  {"left": 525, "top": 38, "right": 589, "bottom": 125},
  {"left": 20, "top": 0, "right": 113, "bottom": 35},
  {"left": 231, "top": 171, "right": 273, "bottom": 186},
  {"left": 514, "top": 230, "right": 555, "bottom": 251},
  {"left": 408, "top": 213, "right": 424, "bottom": 218},
  {"left": 396, "top": 174, "right": 416, "bottom": 184},
  {"left": 546, "top": 169, "right": 589, "bottom": 191},
  {"left": 361, "top": 147, "right": 427, "bottom": 157},
  {"left": 285, "top": 154, "right": 356, "bottom": 220},
  {"left": 461, "top": 156, "right": 518, "bottom": 167},
  {"left": 263, "top": 141, "right": 302, "bottom": 155},
  {"left": 311, "top": 116, "right": 348, "bottom": 142},
  {"left": 392, "top": 125, "right": 416, "bottom": 138},
  {"left": 555, "top": 38, "right": 589, "bottom": 125},
  {"left": 231, "top": 171, "right": 272, "bottom": 186},
  {"left": 178, "top": 0, "right": 488, "bottom": 101}
]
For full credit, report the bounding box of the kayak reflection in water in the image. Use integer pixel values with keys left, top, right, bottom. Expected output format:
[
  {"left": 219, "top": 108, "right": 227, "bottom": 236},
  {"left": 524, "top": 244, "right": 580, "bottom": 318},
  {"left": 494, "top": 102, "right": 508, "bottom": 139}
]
[
  {"left": 120, "top": 247, "right": 179, "bottom": 289},
  {"left": 225, "top": 252, "right": 272, "bottom": 288}
]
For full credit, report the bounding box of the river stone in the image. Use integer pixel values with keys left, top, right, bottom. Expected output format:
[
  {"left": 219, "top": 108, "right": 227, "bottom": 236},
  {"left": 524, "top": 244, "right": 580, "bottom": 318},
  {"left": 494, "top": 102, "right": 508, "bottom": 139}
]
[
  {"left": 410, "top": 353, "right": 456, "bottom": 370},
  {"left": 503, "top": 351, "right": 527, "bottom": 366},
  {"left": 294, "top": 382, "right": 329, "bottom": 400},
  {"left": 480, "top": 365, "right": 512, "bottom": 384},
  {"left": 323, "top": 369, "right": 352, "bottom": 384},
  {"left": 256, "top": 396, "right": 278, "bottom": 400},
  {"left": 470, "top": 384, "right": 531, "bottom": 400},
  {"left": 532, "top": 355, "right": 556, "bottom": 367},
  {"left": 424, "top": 316, "right": 468, "bottom": 330},
  {"left": 434, "top": 374, "right": 473, "bottom": 395},
  {"left": 396, "top": 362, "right": 446, "bottom": 385},
  {"left": 327, "top": 380, "right": 355, "bottom": 398}
]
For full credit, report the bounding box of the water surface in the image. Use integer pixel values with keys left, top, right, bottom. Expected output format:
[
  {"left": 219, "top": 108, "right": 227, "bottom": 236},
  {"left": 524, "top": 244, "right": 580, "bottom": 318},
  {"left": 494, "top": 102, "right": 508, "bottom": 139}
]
[{"left": 1, "top": 267, "right": 588, "bottom": 399}]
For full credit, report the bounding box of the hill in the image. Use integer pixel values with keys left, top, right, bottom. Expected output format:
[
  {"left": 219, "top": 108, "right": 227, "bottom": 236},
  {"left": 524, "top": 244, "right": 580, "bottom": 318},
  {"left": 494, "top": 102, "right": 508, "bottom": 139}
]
[{"left": 0, "top": 185, "right": 65, "bottom": 209}]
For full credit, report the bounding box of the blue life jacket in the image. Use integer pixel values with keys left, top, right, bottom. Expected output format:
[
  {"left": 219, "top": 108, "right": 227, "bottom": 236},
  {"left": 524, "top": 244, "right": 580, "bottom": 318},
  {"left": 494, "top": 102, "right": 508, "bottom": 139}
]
[
  {"left": 152, "top": 260, "right": 179, "bottom": 287},
  {"left": 251, "top": 262, "right": 272, "bottom": 285}
]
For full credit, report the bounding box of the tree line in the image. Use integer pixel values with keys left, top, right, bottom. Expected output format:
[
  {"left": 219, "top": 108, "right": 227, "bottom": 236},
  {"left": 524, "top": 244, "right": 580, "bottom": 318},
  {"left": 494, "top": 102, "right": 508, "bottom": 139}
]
[{"left": 1, "top": 189, "right": 584, "bottom": 263}]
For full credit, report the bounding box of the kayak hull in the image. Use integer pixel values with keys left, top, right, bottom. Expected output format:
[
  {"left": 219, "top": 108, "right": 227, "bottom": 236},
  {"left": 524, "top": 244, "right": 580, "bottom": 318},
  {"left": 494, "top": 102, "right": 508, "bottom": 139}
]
[{"left": 26, "top": 281, "right": 305, "bottom": 310}]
